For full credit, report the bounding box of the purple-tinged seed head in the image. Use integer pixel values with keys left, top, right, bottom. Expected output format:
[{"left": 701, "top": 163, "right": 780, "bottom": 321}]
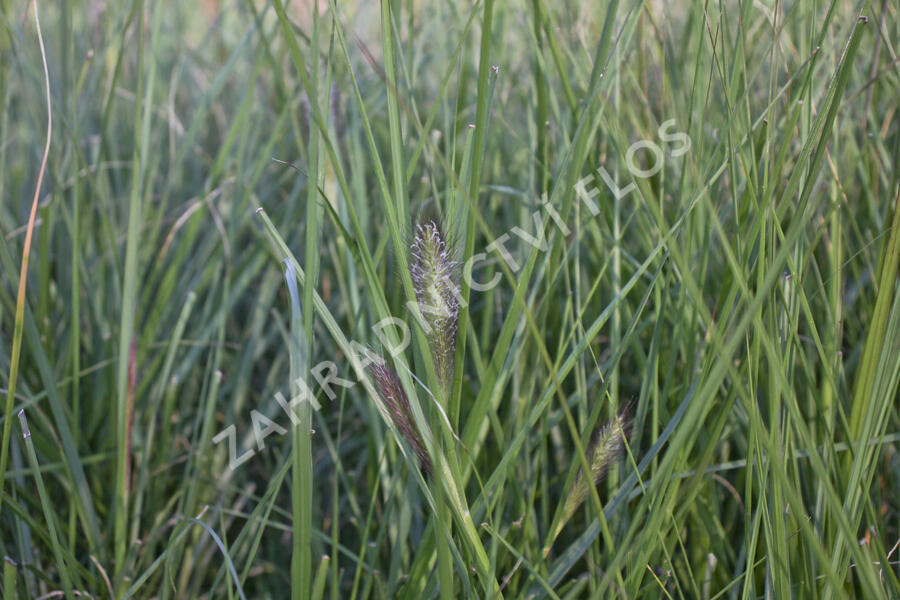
[
  {"left": 368, "top": 361, "right": 432, "bottom": 475},
  {"left": 409, "top": 220, "right": 460, "bottom": 388}
]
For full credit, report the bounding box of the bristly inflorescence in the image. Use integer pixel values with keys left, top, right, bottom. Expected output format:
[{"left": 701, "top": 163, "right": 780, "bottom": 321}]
[
  {"left": 409, "top": 220, "right": 460, "bottom": 389},
  {"left": 368, "top": 360, "right": 432, "bottom": 475},
  {"left": 563, "top": 410, "right": 631, "bottom": 523},
  {"left": 543, "top": 409, "right": 632, "bottom": 553}
]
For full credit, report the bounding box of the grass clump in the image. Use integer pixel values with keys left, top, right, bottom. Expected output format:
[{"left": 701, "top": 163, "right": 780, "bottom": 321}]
[{"left": 1, "top": 0, "right": 900, "bottom": 598}]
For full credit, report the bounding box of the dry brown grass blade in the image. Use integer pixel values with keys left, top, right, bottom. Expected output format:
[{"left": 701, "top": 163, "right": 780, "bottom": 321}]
[{"left": 0, "top": 0, "right": 53, "bottom": 513}]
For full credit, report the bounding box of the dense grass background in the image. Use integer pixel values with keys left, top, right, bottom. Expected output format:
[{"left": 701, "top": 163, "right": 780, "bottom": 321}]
[{"left": 2, "top": 0, "right": 900, "bottom": 597}]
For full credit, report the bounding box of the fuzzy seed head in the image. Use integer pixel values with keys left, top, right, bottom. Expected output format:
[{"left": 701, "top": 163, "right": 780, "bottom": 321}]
[
  {"left": 368, "top": 361, "right": 432, "bottom": 475},
  {"left": 562, "top": 411, "right": 630, "bottom": 524},
  {"left": 410, "top": 221, "right": 460, "bottom": 387}
]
